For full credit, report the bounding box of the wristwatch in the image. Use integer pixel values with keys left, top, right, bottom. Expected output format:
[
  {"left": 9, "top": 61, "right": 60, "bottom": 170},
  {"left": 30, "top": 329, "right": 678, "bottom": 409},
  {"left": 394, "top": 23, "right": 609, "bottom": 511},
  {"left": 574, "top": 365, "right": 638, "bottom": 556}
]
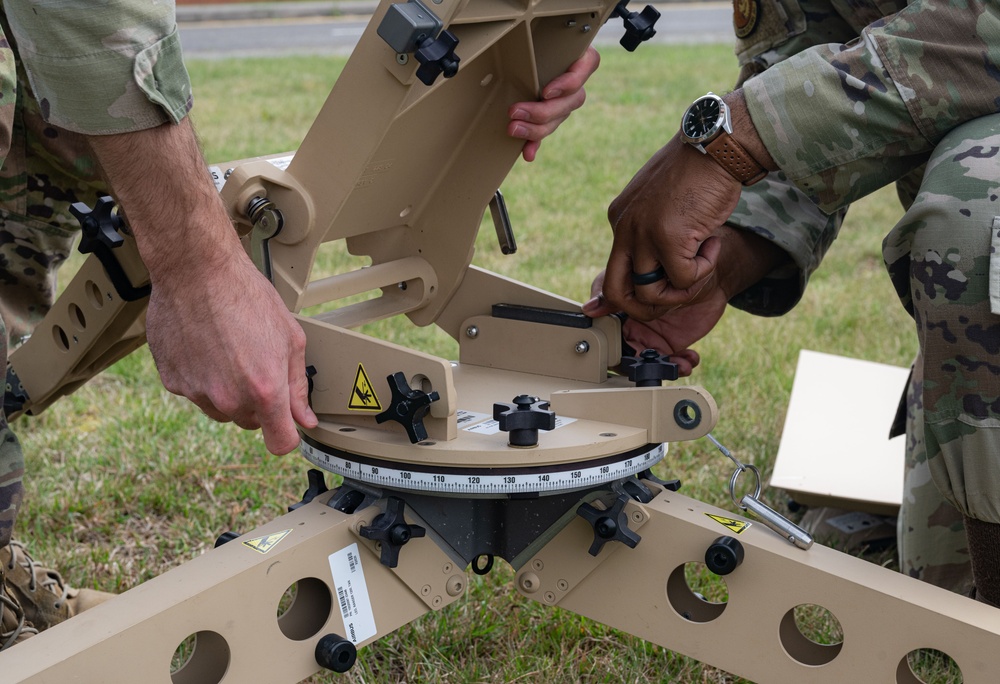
[{"left": 680, "top": 92, "right": 767, "bottom": 186}]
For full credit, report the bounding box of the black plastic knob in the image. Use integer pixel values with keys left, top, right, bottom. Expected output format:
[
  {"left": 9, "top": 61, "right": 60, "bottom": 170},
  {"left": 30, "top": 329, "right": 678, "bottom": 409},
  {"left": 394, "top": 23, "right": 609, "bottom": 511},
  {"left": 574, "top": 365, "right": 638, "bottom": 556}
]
[
  {"left": 214, "top": 531, "right": 240, "bottom": 548},
  {"left": 577, "top": 494, "right": 641, "bottom": 556},
  {"left": 359, "top": 497, "right": 426, "bottom": 568},
  {"left": 68, "top": 196, "right": 151, "bottom": 302},
  {"left": 705, "top": 536, "right": 745, "bottom": 576},
  {"left": 375, "top": 372, "right": 440, "bottom": 444},
  {"left": 70, "top": 196, "right": 125, "bottom": 253},
  {"left": 289, "top": 468, "right": 329, "bottom": 512},
  {"left": 622, "top": 349, "right": 679, "bottom": 387},
  {"left": 493, "top": 395, "right": 556, "bottom": 447},
  {"left": 315, "top": 633, "right": 357, "bottom": 673},
  {"left": 414, "top": 30, "right": 460, "bottom": 85},
  {"left": 613, "top": 0, "right": 660, "bottom": 51}
]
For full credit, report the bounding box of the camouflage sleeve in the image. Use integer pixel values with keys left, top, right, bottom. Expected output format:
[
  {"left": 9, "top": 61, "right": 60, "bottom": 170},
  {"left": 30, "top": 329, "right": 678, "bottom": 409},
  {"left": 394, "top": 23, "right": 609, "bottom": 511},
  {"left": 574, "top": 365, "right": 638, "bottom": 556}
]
[
  {"left": 3, "top": 1, "right": 193, "bottom": 135},
  {"left": 725, "top": 172, "right": 844, "bottom": 315},
  {"left": 743, "top": 0, "right": 1000, "bottom": 213},
  {"left": 724, "top": 0, "right": 859, "bottom": 316}
]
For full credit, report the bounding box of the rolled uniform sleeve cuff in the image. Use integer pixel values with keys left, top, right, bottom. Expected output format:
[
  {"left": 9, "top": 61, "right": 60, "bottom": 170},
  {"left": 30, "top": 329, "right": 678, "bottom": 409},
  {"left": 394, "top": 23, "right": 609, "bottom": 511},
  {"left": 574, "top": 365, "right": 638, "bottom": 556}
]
[
  {"left": 16, "top": 27, "right": 192, "bottom": 136},
  {"left": 725, "top": 171, "right": 844, "bottom": 316},
  {"left": 741, "top": 45, "right": 919, "bottom": 212}
]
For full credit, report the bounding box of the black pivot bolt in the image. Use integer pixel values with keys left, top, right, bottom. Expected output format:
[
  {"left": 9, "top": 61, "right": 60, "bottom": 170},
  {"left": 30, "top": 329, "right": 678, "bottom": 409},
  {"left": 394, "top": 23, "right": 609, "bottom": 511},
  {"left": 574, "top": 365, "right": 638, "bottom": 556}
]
[
  {"left": 493, "top": 395, "right": 556, "bottom": 447},
  {"left": 622, "top": 348, "right": 679, "bottom": 387},
  {"left": 705, "top": 535, "right": 745, "bottom": 576},
  {"left": 375, "top": 372, "right": 440, "bottom": 443},
  {"left": 359, "top": 497, "right": 426, "bottom": 568},
  {"left": 577, "top": 493, "right": 641, "bottom": 556},
  {"left": 315, "top": 633, "right": 357, "bottom": 673},
  {"left": 612, "top": 0, "right": 660, "bottom": 51}
]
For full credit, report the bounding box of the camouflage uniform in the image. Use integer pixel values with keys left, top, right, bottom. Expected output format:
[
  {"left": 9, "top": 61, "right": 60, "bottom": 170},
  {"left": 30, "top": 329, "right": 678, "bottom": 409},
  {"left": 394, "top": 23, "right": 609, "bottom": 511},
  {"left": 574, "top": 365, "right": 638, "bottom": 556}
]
[
  {"left": 0, "top": 1, "right": 193, "bottom": 553},
  {"left": 725, "top": 0, "right": 1000, "bottom": 595}
]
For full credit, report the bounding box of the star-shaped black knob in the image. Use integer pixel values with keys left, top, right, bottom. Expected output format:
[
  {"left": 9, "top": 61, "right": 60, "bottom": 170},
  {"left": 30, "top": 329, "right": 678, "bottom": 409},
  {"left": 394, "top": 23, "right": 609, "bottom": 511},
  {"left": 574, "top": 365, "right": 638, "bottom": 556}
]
[{"left": 375, "top": 372, "right": 440, "bottom": 443}]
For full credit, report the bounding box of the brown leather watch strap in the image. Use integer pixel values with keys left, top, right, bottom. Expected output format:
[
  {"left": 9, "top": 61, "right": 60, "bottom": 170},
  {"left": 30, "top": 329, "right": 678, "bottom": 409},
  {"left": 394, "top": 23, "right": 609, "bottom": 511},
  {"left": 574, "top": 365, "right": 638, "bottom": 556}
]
[{"left": 704, "top": 134, "right": 768, "bottom": 186}]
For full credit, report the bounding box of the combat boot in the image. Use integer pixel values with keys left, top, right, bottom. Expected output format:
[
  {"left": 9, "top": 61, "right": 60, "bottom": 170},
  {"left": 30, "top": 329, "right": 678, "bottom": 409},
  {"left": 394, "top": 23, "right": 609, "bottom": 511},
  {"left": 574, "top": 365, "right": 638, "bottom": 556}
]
[
  {"left": 1, "top": 563, "right": 37, "bottom": 650},
  {"left": 0, "top": 540, "right": 114, "bottom": 631}
]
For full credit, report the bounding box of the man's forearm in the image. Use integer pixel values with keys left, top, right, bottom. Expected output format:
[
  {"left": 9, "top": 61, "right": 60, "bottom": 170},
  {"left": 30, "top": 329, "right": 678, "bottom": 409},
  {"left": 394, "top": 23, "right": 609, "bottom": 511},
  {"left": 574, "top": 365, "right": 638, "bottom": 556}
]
[{"left": 87, "top": 118, "right": 244, "bottom": 281}]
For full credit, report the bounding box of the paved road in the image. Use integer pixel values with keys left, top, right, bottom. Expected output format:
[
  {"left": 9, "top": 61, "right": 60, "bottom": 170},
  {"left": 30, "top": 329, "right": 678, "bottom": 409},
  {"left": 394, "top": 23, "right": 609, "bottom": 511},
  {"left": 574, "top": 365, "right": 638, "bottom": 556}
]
[{"left": 178, "top": 2, "right": 733, "bottom": 58}]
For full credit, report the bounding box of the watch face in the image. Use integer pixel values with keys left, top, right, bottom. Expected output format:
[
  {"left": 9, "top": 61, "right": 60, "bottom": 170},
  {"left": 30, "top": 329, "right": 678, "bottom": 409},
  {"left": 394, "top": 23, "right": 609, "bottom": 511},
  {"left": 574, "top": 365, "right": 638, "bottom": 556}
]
[{"left": 682, "top": 96, "right": 724, "bottom": 143}]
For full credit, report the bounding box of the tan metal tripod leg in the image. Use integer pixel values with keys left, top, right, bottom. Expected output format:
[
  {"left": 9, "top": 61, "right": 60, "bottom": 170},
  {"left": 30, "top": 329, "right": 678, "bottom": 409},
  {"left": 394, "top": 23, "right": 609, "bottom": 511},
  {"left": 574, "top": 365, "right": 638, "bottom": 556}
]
[
  {"left": 0, "top": 489, "right": 461, "bottom": 683},
  {"left": 515, "top": 486, "right": 1000, "bottom": 683}
]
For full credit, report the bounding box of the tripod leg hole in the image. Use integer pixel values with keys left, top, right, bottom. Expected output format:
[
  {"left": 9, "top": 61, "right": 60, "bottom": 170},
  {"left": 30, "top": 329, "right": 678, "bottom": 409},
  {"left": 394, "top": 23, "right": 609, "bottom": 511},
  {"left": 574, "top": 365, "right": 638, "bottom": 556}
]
[
  {"left": 277, "top": 577, "right": 333, "bottom": 641},
  {"left": 170, "top": 631, "right": 230, "bottom": 684},
  {"left": 896, "top": 648, "right": 963, "bottom": 684},
  {"left": 666, "top": 562, "right": 728, "bottom": 623},
  {"left": 779, "top": 604, "right": 843, "bottom": 667}
]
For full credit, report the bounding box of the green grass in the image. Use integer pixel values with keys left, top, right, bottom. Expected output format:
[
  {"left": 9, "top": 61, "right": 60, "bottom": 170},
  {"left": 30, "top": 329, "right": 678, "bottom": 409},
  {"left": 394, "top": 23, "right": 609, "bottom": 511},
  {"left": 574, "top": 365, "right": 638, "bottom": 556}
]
[{"left": 12, "top": 44, "right": 953, "bottom": 682}]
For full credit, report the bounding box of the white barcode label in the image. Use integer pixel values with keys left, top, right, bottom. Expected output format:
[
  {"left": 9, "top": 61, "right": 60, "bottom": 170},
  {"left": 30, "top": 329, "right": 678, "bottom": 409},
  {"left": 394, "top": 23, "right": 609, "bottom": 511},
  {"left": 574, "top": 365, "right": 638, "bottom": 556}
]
[{"left": 328, "top": 543, "right": 377, "bottom": 644}]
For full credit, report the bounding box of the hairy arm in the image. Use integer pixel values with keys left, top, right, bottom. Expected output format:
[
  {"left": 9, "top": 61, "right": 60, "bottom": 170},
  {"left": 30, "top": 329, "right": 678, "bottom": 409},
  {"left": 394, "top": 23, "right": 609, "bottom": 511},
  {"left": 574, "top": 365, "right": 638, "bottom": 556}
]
[{"left": 89, "top": 119, "right": 318, "bottom": 454}]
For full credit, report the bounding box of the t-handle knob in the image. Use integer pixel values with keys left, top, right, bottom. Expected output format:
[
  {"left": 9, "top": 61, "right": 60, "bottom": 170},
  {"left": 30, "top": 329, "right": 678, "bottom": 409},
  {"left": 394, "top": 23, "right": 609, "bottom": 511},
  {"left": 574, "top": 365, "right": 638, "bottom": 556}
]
[
  {"left": 70, "top": 196, "right": 125, "bottom": 254},
  {"left": 493, "top": 395, "right": 556, "bottom": 447},
  {"left": 414, "top": 30, "right": 460, "bottom": 85},
  {"left": 613, "top": 0, "right": 660, "bottom": 51}
]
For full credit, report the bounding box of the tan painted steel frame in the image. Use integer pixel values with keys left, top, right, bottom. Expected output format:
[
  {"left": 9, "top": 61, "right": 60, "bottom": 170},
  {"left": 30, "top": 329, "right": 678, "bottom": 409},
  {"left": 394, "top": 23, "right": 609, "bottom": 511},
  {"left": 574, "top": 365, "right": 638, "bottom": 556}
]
[
  {"left": 4, "top": 0, "right": 1000, "bottom": 681},
  {"left": 4, "top": 480, "right": 1000, "bottom": 683}
]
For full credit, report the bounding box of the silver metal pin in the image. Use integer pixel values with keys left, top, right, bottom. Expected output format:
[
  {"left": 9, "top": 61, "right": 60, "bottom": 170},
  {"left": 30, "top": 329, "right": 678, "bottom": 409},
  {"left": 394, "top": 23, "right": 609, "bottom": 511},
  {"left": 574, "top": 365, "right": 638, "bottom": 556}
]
[{"left": 741, "top": 495, "right": 814, "bottom": 550}]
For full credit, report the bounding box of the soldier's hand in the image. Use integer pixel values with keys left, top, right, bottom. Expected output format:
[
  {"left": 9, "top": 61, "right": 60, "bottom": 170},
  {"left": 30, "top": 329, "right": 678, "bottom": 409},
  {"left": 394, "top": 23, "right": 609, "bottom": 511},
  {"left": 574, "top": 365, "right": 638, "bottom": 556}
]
[
  {"left": 598, "top": 133, "right": 742, "bottom": 320},
  {"left": 507, "top": 47, "right": 600, "bottom": 162},
  {"left": 145, "top": 253, "right": 318, "bottom": 455},
  {"left": 583, "top": 268, "right": 721, "bottom": 377},
  {"left": 583, "top": 225, "right": 789, "bottom": 372}
]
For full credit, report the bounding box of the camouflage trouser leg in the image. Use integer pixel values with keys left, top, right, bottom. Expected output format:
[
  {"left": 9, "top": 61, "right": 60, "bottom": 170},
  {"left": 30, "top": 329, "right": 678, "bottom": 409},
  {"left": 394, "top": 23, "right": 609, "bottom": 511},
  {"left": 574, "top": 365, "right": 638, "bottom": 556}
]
[
  {"left": 884, "top": 113, "right": 1000, "bottom": 593},
  {"left": 0, "top": 17, "right": 106, "bottom": 549},
  {"left": 0, "top": 22, "right": 22, "bottom": 552},
  {"left": 0, "top": 317, "right": 24, "bottom": 551},
  {"left": 0, "top": 54, "right": 106, "bottom": 349},
  {"left": 898, "top": 364, "right": 973, "bottom": 594}
]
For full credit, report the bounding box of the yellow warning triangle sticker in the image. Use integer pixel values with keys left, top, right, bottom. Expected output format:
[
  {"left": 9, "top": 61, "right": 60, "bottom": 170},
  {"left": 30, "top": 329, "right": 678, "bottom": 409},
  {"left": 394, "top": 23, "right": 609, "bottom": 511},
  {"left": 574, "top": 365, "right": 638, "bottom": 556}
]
[
  {"left": 242, "top": 529, "right": 292, "bottom": 554},
  {"left": 348, "top": 364, "right": 382, "bottom": 411},
  {"left": 706, "top": 513, "right": 752, "bottom": 534}
]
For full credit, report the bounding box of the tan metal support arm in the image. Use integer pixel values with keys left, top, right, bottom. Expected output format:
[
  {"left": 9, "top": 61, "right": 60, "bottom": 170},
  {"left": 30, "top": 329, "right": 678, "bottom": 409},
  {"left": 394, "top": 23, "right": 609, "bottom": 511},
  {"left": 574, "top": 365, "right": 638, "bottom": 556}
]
[
  {"left": 0, "top": 485, "right": 465, "bottom": 683},
  {"left": 517, "top": 483, "right": 1000, "bottom": 683}
]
